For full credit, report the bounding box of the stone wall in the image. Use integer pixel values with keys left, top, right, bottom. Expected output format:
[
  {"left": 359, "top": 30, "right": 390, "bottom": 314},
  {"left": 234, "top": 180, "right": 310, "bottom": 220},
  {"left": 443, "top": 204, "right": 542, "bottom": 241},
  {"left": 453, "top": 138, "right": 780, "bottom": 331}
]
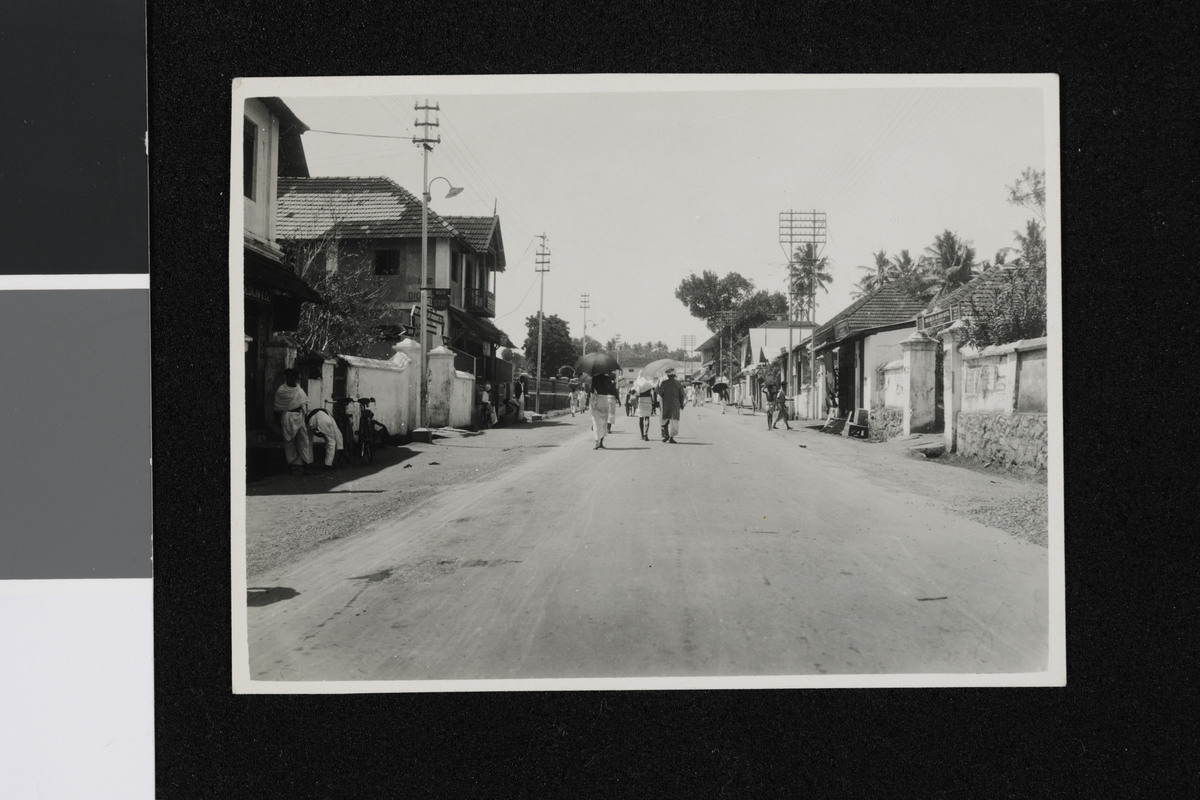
[
  {"left": 869, "top": 407, "right": 905, "bottom": 442},
  {"left": 957, "top": 412, "right": 1048, "bottom": 469}
]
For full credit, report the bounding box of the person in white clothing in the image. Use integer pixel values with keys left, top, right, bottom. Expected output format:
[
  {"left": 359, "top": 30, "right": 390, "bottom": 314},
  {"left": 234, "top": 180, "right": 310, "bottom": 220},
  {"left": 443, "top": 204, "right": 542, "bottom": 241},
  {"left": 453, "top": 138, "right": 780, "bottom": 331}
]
[
  {"left": 306, "top": 407, "right": 343, "bottom": 469},
  {"left": 273, "top": 369, "right": 312, "bottom": 472}
]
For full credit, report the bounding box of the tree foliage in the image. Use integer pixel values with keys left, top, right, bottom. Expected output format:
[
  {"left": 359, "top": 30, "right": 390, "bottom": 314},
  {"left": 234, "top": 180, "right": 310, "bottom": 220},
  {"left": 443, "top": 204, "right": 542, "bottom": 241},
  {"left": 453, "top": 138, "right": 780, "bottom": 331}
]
[
  {"left": 1007, "top": 167, "right": 1046, "bottom": 223},
  {"left": 790, "top": 243, "right": 834, "bottom": 317},
  {"left": 499, "top": 346, "right": 529, "bottom": 374},
  {"left": 734, "top": 289, "right": 789, "bottom": 331},
  {"left": 674, "top": 271, "right": 754, "bottom": 331},
  {"left": 852, "top": 249, "right": 891, "bottom": 298},
  {"left": 963, "top": 168, "right": 1048, "bottom": 347},
  {"left": 962, "top": 262, "right": 1047, "bottom": 348},
  {"left": 922, "top": 229, "right": 978, "bottom": 299},
  {"left": 522, "top": 313, "right": 576, "bottom": 378},
  {"left": 283, "top": 236, "right": 390, "bottom": 357}
]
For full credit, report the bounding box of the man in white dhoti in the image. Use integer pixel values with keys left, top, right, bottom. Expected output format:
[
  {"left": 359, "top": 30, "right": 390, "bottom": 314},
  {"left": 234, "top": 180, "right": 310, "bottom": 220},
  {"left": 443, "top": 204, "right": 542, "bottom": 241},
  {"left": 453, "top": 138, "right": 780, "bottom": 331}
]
[
  {"left": 589, "top": 372, "right": 616, "bottom": 449},
  {"left": 306, "top": 407, "right": 343, "bottom": 468},
  {"left": 273, "top": 369, "right": 312, "bottom": 472}
]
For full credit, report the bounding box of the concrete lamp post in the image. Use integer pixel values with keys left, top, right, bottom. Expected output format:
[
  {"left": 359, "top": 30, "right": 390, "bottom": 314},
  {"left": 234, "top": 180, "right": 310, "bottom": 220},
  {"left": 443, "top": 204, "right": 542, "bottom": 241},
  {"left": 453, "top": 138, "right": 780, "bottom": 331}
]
[{"left": 417, "top": 174, "right": 463, "bottom": 437}]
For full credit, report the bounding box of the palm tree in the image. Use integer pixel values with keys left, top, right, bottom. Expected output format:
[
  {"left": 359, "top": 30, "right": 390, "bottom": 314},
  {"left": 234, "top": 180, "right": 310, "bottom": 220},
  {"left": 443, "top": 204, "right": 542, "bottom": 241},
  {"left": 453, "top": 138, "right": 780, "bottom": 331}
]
[
  {"left": 852, "top": 249, "right": 891, "bottom": 298},
  {"left": 887, "top": 249, "right": 931, "bottom": 299},
  {"left": 922, "top": 229, "right": 978, "bottom": 300},
  {"left": 1012, "top": 219, "right": 1046, "bottom": 271},
  {"left": 790, "top": 242, "right": 834, "bottom": 319}
]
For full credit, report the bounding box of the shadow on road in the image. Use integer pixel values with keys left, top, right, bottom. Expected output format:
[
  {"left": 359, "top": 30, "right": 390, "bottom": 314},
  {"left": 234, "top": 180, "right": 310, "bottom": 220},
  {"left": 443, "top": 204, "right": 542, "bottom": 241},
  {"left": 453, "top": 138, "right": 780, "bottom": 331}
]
[
  {"left": 246, "top": 445, "right": 421, "bottom": 496},
  {"left": 247, "top": 586, "right": 299, "bottom": 607}
]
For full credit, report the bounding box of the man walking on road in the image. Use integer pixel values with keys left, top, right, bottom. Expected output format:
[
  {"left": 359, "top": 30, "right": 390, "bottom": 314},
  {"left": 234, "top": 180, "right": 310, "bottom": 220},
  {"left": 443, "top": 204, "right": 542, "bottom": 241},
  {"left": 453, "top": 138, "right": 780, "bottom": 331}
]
[
  {"left": 590, "top": 371, "right": 617, "bottom": 449},
  {"left": 657, "top": 368, "right": 687, "bottom": 444}
]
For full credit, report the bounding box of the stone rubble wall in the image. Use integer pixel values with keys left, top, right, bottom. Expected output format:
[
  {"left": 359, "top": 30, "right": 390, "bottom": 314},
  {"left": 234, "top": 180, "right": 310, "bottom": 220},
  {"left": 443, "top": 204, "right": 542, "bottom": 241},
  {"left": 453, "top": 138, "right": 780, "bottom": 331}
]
[
  {"left": 869, "top": 407, "right": 905, "bottom": 442},
  {"left": 957, "top": 411, "right": 1048, "bottom": 469}
]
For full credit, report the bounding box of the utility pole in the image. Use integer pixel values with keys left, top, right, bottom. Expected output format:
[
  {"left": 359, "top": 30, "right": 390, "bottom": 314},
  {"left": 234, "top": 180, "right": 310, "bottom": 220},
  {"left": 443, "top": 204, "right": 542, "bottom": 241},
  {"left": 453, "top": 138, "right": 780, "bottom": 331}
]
[
  {"left": 681, "top": 334, "right": 696, "bottom": 378},
  {"left": 779, "top": 207, "right": 826, "bottom": 419},
  {"left": 580, "top": 293, "right": 590, "bottom": 356},
  {"left": 534, "top": 233, "right": 550, "bottom": 414},
  {"left": 413, "top": 99, "right": 442, "bottom": 432}
]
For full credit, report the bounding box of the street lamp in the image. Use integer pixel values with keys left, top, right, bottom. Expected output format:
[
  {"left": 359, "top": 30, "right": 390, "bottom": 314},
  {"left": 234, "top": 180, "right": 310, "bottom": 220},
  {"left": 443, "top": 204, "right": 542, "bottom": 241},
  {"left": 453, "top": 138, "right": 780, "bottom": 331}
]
[{"left": 418, "top": 169, "right": 463, "bottom": 432}]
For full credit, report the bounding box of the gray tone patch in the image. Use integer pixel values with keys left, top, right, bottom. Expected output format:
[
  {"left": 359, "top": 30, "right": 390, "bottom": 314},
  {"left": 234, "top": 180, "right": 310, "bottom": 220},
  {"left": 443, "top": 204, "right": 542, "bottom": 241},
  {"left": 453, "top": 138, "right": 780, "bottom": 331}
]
[{"left": 0, "top": 290, "right": 151, "bottom": 578}]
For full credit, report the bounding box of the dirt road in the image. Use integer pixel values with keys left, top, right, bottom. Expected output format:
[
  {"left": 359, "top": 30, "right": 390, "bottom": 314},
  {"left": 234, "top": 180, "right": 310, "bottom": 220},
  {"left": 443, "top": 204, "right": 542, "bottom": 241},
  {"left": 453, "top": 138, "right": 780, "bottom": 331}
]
[{"left": 245, "top": 404, "right": 1049, "bottom": 681}]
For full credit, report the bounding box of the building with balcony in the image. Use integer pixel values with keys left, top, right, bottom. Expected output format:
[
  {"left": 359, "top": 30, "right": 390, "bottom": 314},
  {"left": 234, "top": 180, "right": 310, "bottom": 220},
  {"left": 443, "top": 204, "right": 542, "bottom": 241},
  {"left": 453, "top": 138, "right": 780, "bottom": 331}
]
[{"left": 274, "top": 176, "right": 513, "bottom": 388}]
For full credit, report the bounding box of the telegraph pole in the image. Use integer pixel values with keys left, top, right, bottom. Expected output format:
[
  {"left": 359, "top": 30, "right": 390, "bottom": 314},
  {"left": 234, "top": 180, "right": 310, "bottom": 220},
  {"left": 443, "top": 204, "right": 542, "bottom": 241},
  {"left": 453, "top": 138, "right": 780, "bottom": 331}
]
[
  {"left": 580, "top": 293, "right": 590, "bottom": 356},
  {"left": 779, "top": 208, "right": 826, "bottom": 419},
  {"left": 534, "top": 233, "right": 550, "bottom": 414},
  {"left": 681, "top": 334, "right": 696, "bottom": 378},
  {"left": 413, "top": 99, "right": 442, "bottom": 432}
]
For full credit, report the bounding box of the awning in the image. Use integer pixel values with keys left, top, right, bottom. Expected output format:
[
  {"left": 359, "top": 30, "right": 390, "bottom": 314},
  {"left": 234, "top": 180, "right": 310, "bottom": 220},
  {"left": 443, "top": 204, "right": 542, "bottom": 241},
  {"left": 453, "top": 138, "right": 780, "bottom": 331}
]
[
  {"left": 449, "top": 307, "right": 513, "bottom": 347},
  {"left": 244, "top": 248, "right": 324, "bottom": 304}
]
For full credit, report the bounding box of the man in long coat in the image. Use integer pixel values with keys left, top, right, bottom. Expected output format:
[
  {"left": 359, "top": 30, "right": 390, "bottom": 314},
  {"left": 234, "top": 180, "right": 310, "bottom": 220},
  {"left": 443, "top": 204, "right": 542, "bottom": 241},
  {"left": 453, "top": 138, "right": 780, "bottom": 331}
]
[{"left": 657, "top": 368, "right": 688, "bottom": 443}]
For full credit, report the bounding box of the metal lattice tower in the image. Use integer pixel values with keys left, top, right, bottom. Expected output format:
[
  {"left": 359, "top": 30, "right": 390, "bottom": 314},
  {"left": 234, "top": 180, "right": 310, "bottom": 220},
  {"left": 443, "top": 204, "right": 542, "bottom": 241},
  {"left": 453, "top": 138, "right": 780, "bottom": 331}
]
[{"left": 779, "top": 209, "right": 827, "bottom": 323}]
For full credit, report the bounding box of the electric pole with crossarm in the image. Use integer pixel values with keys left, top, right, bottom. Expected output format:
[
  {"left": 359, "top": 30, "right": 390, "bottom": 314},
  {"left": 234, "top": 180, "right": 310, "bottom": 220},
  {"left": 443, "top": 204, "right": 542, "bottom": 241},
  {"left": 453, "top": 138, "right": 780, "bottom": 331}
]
[{"left": 534, "top": 233, "right": 550, "bottom": 414}]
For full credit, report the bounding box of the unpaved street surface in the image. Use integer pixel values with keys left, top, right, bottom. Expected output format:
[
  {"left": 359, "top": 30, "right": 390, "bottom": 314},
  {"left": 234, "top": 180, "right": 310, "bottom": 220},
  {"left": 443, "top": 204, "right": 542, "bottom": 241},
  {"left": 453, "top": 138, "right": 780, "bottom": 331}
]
[{"left": 245, "top": 404, "right": 1049, "bottom": 681}]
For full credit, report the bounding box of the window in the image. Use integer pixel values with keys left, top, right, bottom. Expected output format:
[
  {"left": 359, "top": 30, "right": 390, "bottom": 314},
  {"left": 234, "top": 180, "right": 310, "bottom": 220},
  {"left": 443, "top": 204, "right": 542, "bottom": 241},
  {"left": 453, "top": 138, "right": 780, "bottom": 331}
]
[
  {"left": 451, "top": 252, "right": 461, "bottom": 283},
  {"left": 374, "top": 249, "right": 401, "bottom": 275},
  {"left": 243, "top": 117, "right": 257, "bottom": 199}
]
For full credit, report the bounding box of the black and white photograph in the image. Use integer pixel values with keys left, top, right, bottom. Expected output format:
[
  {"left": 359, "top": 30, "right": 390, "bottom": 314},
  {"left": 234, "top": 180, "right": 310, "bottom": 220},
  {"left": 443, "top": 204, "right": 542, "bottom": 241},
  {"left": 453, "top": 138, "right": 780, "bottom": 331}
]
[{"left": 231, "top": 74, "right": 1062, "bottom": 691}]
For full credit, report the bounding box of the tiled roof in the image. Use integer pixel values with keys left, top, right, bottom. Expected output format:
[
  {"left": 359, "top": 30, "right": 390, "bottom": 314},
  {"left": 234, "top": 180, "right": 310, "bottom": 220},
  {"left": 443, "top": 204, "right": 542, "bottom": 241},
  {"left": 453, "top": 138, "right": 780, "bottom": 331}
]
[
  {"left": 276, "top": 177, "right": 463, "bottom": 243},
  {"left": 442, "top": 215, "right": 507, "bottom": 271},
  {"left": 813, "top": 283, "right": 925, "bottom": 346},
  {"left": 922, "top": 264, "right": 1012, "bottom": 317}
]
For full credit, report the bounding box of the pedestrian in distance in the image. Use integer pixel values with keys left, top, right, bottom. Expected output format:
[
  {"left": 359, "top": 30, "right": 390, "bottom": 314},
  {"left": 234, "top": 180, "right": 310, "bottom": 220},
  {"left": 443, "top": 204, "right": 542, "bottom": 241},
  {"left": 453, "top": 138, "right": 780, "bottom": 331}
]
[
  {"left": 589, "top": 371, "right": 616, "bottom": 449},
  {"left": 770, "top": 390, "right": 792, "bottom": 430},
  {"left": 273, "top": 368, "right": 312, "bottom": 474},
  {"left": 513, "top": 378, "right": 525, "bottom": 423},
  {"left": 763, "top": 383, "right": 778, "bottom": 430},
  {"left": 604, "top": 372, "right": 620, "bottom": 433},
  {"left": 634, "top": 384, "right": 654, "bottom": 440},
  {"left": 478, "top": 382, "right": 493, "bottom": 430},
  {"left": 625, "top": 386, "right": 635, "bottom": 416},
  {"left": 657, "top": 368, "right": 688, "bottom": 443}
]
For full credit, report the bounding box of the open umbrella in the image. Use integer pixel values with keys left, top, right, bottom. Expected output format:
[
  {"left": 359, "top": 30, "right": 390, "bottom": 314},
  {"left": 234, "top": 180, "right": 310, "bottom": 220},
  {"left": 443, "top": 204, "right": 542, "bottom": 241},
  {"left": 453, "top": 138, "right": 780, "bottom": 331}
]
[
  {"left": 633, "top": 375, "right": 655, "bottom": 394},
  {"left": 711, "top": 375, "right": 730, "bottom": 392},
  {"left": 640, "top": 358, "right": 685, "bottom": 379},
  {"left": 574, "top": 352, "right": 621, "bottom": 376}
]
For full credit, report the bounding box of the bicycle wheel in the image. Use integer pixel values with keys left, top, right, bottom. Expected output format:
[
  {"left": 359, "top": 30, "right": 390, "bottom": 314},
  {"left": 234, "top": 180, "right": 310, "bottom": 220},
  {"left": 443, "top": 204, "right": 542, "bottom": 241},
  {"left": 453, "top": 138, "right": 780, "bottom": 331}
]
[{"left": 359, "top": 425, "right": 373, "bottom": 463}]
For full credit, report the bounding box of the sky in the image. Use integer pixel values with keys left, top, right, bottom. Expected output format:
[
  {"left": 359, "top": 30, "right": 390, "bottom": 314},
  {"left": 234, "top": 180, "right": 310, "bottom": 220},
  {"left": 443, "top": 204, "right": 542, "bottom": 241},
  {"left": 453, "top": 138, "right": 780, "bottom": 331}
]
[{"left": 277, "top": 76, "right": 1051, "bottom": 355}]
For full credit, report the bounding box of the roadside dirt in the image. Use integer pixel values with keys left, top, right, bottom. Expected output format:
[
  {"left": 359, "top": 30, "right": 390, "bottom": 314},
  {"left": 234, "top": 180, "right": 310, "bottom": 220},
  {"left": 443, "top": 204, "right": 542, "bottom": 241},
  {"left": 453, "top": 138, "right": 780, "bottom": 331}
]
[
  {"left": 790, "top": 423, "right": 1049, "bottom": 547},
  {"left": 244, "top": 414, "right": 580, "bottom": 578}
]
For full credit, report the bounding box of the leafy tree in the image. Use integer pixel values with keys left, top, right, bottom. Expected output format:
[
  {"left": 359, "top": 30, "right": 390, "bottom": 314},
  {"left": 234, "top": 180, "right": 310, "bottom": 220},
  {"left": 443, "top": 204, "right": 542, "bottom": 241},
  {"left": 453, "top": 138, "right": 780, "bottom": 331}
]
[
  {"left": 852, "top": 249, "right": 891, "bottom": 298},
  {"left": 734, "top": 289, "right": 789, "bottom": 331},
  {"left": 963, "top": 169, "right": 1048, "bottom": 347},
  {"left": 499, "top": 346, "right": 528, "bottom": 374},
  {"left": 790, "top": 243, "right": 834, "bottom": 318},
  {"left": 922, "top": 229, "right": 977, "bottom": 300},
  {"left": 1007, "top": 167, "right": 1046, "bottom": 223},
  {"left": 282, "top": 234, "right": 390, "bottom": 357},
  {"left": 522, "top": 313, "right": 576, "bottom": 379},
  {"left": 675, "top": 271, "right": 754, "bottom": 331},
  {"left": 962, "top": 262, "right": 1046, "bottom": 348}
]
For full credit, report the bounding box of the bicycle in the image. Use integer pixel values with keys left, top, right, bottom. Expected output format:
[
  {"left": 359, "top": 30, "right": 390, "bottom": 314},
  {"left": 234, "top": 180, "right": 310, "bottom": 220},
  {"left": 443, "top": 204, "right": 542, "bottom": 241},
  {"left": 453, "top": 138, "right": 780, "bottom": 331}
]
[
  {"left": 353, "top": 397, "right": 389, "bottom": 464},
  {"left": 325, "top": 398, "right": 357, "bottom": 467}
]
